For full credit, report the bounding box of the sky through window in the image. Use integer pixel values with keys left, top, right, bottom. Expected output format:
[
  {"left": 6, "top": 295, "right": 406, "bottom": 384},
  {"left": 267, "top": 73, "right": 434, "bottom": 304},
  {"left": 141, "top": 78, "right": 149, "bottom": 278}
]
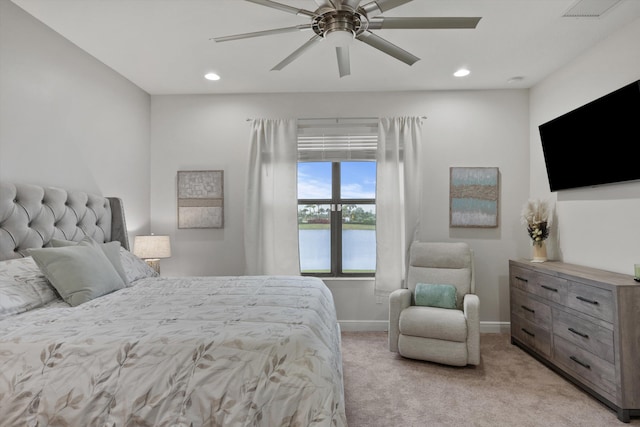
[{"left": 298, "top": 162, "right": 376, "bottom": 199}]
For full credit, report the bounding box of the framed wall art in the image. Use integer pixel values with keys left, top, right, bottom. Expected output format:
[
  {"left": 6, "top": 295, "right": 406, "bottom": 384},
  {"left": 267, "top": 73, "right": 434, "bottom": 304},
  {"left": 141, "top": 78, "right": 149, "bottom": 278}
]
[
  {"left": 449, "top": 167, "right": 499, "bottom": 228},
  {"left": 177, "top": 170, "right": 224, "bottom": 229}
]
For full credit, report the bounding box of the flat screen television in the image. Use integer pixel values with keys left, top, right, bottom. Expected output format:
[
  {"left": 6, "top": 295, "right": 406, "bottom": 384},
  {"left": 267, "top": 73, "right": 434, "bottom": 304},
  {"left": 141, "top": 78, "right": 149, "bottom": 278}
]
[{"left": 538, "top": 79, "right": 640, "bottom": 192}]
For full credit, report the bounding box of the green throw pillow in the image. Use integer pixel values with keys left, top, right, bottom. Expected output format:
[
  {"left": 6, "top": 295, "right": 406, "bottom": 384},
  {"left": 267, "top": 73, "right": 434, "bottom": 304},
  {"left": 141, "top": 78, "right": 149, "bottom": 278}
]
[
  {"left": 29, "top": 244, "right": 125, "bottom": 306},
  {"left": 50, "top": 237, "right": 128, "bottom": 286},
  {"left": 414, "top": 283, "right": 457, "bottom": 309}
]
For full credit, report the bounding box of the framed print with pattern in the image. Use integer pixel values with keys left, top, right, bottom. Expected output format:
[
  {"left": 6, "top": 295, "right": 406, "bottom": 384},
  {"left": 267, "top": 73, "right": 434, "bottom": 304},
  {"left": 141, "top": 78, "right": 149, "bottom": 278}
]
[{"left": 177, "top": 170, "right": 224, "bottom": 229}]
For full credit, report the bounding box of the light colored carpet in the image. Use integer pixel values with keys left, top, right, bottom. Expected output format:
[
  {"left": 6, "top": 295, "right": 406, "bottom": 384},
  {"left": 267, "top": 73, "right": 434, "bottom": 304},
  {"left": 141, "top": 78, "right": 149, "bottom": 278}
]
[{"left": 341, "top": 332, "right": 639, "bottom": 427}]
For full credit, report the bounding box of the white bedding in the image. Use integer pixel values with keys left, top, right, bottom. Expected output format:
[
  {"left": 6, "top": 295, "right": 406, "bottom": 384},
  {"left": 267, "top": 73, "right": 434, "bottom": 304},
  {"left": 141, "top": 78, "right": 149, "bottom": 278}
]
[{"left": 0, "top": 275, "right": 346, "bottom": 426}]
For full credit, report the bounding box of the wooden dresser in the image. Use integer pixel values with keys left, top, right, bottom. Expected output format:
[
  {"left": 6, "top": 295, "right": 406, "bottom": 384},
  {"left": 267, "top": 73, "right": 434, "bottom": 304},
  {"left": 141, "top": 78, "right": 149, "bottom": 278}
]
[{"left": 509, "top": 259, "right": 640, "bottom": 423}]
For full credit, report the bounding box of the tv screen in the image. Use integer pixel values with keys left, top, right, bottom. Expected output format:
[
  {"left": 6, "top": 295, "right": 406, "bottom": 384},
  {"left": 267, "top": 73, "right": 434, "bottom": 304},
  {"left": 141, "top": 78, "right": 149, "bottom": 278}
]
[{"left": 538, "top": 80, "right": 640, "bottom": 192}]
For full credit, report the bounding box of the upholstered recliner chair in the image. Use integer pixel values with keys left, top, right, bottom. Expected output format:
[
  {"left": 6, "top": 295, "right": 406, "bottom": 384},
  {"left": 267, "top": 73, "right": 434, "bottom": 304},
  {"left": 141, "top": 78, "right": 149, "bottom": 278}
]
[{"left": 389, "top": 241, "right": 480, "bottom": 366}]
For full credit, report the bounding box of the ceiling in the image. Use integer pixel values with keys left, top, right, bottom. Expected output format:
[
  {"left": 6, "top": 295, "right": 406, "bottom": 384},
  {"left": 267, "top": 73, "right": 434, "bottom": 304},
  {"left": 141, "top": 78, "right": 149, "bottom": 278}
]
[{"left": 11, "top": 0, "right": 640, "bottom": 95}]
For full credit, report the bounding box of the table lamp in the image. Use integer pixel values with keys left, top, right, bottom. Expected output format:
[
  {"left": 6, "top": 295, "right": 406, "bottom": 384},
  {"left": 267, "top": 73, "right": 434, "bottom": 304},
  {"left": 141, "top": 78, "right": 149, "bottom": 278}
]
[{"left": 133, "top": 235, "right": 171, "bottom": 274}]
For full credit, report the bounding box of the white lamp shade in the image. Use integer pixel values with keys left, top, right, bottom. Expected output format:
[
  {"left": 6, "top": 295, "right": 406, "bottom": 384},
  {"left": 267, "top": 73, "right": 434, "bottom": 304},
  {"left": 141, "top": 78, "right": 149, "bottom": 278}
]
[{"left": 133, "top": 235, "right": 171, "bottom": 259}]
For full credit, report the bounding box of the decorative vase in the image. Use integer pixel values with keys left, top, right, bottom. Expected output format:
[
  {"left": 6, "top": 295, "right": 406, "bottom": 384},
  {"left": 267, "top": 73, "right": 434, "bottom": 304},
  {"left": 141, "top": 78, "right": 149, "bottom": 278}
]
[{"left": 532, "top": 241, "right": 547, "bottom": 262}]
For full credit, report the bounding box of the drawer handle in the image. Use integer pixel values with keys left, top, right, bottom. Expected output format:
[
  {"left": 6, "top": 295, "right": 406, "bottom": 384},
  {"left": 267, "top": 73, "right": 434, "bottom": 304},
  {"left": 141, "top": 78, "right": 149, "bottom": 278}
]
[
  {"left": 568, "top": 327, "right": 589, "bottom": 339},
  {"left": 576, "top": 296, "right": 599, "bottom": 305},
  {"left": 521, "top": 328, "right": 535, "bottom": 337},
  {"left": 515, "top": 276, "right": 528, "bottom": 283},
  {"left": 521, "top": 305, "right": 535, "bottom": 314},
  {"left": 570, "top": 356, "right": 591, "bottom": 370},
  {"left": 540, "top": 285, "right": 558, "bottom": 292}
]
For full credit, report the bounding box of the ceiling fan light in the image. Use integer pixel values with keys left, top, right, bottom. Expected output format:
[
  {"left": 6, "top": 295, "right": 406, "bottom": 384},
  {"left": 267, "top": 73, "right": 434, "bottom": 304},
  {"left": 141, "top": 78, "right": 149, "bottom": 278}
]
[{"left": 325, "top": 30, "right": 354, "bottom": 48}]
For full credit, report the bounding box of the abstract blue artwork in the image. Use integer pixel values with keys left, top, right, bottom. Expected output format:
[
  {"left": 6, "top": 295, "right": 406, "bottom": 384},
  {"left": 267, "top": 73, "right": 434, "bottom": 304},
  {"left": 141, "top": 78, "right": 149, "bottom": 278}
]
[{"left": 450, "top": 167, "right": 499, "bottom": 228}]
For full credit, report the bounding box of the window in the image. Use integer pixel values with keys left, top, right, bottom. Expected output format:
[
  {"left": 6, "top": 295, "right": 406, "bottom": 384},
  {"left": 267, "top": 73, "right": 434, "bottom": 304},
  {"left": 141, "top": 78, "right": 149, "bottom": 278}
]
[
  {"left": 298, "top": 161, "right": 376, "bottom": 276},
  {"left": 296, "top": 119, "right": 378, "bottom": 277}
]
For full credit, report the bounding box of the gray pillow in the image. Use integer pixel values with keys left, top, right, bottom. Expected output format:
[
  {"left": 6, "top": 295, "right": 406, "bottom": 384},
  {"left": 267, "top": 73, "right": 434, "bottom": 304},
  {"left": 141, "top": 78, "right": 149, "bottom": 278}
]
[
  {"left": 50, "top": 237, "right": 129, "bottom": 286},
  {"left": 29, "top": 244, "right": 125, "bottom": 306}
]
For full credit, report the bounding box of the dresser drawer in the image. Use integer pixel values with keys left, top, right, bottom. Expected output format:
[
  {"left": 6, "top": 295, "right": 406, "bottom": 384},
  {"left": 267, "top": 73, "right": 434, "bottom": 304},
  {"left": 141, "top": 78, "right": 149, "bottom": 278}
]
[
  {"left": 552, "top": 308, "right": 614, "bottom": 363},
  {"left": 511, "top": 315, "right": 551, "bottom": 357},
  {"left": 511, "top": 288, "right": 552, "bottom": 330},
  {"left": 532, "top": 273, "right": 568, "bottom": 305},
  {"left": 553, "top": 335, "right": 617, "bottom": 400},
  {"left": 510, "top": 265, "right": 536, "bottom": 292},
  {"left": 566, "top": 281, "right": 614, "bottom": 323},
  {"left": 511, "top": 266, "right": 568, "bottom": 305}
]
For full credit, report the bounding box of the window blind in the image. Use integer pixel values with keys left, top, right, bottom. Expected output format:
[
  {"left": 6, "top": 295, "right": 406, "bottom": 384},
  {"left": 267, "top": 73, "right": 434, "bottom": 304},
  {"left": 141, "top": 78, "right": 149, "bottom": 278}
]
[{"left": 297, "top": 118, "right": 378, "bottom": 161}]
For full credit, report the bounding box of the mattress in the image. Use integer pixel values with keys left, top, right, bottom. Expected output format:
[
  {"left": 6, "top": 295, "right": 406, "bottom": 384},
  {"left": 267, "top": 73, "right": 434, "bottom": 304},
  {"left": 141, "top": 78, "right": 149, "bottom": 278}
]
[{"left": 0, "top": 275, "right": 346, "bottom": 426}]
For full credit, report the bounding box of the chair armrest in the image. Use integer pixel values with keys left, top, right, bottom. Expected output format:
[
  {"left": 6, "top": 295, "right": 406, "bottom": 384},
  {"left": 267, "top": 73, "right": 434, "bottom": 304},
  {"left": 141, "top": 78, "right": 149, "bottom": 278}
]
[
  {"left": 463, "top": 293, "right": 481, "bottom": 365},
  {"left": 388, "top": 288, "right": 412, "bottom": 352}
]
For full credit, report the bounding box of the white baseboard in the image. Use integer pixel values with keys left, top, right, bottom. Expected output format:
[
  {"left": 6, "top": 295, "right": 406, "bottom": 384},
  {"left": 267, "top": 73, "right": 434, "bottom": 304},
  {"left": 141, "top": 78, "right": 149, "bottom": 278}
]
[
  {"left": 479, "top": 321, "right": 511, "bottom": 333},
  {"left": 339, "top": 320, "right": 511, "bottom": 334}
]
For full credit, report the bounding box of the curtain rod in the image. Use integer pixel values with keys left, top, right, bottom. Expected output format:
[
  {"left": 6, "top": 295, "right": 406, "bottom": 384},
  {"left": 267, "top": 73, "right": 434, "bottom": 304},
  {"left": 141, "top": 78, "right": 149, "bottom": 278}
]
[{"left": 246, "top": 116, "right": 427, "bottom": 122}]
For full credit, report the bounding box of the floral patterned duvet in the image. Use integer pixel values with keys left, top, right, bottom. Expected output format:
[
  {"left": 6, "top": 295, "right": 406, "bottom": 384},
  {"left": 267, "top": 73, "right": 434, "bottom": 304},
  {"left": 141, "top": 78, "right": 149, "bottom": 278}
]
[{"left": 0, "top": 275, "right": 346, "bottom": 427}]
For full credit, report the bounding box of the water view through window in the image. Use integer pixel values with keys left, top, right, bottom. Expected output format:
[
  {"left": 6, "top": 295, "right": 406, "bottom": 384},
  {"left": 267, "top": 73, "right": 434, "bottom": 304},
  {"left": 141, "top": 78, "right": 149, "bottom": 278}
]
[{"left": 298, "top": 162, "right": 376, "bottom": 275}]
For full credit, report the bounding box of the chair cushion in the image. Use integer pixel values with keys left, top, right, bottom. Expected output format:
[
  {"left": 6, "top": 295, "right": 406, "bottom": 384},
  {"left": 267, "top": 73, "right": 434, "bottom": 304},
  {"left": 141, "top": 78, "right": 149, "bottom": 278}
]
[
  {"left": 409, "top": 242, "right": 471, "bottom": 269},
  {"left": 399, "top": 306, "right": 467, "bottom": 342}
]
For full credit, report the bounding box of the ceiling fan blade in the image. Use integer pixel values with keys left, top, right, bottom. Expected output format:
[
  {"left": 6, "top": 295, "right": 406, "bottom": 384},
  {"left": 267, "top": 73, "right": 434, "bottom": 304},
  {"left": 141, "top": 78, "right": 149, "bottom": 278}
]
[
  {"left": 356, "top": 31, "right": 419, "bottom": 65},
  {"left": 272, "top": 35, "right": 323, "bottom": 71},
  {"left": 212, "top": 25, "right": 311, "bottom": 42},
  {"left": 368, "top": 17, "right": 481, "bottom": 30},
  {"left": 336, "top": 46, "right": 351, "bottom": 77},
  {"left": 360, "top": 0, "right": 413, "bottom": 18},
  {"left": 246, "top": 0, "right": 316, "bottom": 18}
]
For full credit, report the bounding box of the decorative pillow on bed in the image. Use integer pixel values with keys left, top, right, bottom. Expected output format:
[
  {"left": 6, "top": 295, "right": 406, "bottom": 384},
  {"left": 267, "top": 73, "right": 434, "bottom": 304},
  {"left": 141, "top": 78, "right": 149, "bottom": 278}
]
[
  {"left": 29, "top": 244, "right": 126, "bottom": 307},
  {"left": 0, "top": 256, "right": 59, "bottom": 319},
  {"left": 414, "top": 283, "right": 458, "bottom": 309},
  {"left": 50, "top": 237, "right": 129, "bottom": 286},
  {"left": 119, "top": 247, "right": 159, "bottom": 284}
]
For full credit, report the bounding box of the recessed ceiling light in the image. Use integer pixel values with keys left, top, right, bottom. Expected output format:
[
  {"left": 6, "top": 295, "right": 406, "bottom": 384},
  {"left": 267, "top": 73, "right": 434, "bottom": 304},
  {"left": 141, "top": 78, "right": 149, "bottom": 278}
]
[
  {"left": 453, "top": 68, "right": 470, "bottom": 77},
  {"left": 204, "top": 72, "right": 220, "bottom": 81},
  {"left": 507, "top": 76, "right": 525, "bottom": 84}
]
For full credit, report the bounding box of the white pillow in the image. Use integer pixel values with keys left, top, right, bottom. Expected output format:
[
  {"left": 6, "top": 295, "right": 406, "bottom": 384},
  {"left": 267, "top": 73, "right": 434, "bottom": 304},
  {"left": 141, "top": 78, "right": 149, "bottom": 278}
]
[
  {"left": 119, "top": 247, "right": 159, "bottom": 284},
  {"left": 0, "top": 256, "right": 58, "bottom": 319},
  {"left": 29, "top": 244, "right": 125, "bottom": 307}
]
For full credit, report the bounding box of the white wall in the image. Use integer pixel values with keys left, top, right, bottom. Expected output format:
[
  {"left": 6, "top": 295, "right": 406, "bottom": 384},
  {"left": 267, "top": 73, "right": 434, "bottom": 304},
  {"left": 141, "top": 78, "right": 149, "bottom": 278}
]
[
  {"left": 150, "top": 90, "right": 530, "bottom": 327},
  {"left": 0, "top": 0, "right": 151, "bottom": 236},
  {"left": 530, "top": 17, "right": 640, "bottom": 274}
]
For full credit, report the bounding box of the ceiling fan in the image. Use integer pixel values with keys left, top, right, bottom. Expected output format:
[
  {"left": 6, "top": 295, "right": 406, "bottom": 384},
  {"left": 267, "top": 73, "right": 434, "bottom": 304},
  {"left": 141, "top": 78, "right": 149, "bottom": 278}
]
[{"left": 213, "top": 0, "right": 481, "bottom": 78}]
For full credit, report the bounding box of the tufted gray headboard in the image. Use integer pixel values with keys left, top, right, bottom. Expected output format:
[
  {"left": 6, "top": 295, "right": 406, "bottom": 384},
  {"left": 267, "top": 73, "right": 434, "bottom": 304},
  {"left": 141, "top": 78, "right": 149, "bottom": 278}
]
[{"left": 0, "top": 182, "right": 129, "bottom": 261}]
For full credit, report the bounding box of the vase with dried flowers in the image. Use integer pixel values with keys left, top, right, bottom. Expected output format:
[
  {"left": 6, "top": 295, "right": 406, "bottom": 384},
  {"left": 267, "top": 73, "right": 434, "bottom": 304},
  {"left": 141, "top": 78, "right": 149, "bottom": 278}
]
[{"left": 521, "top": 199, "right": 552, "bottom": 262}]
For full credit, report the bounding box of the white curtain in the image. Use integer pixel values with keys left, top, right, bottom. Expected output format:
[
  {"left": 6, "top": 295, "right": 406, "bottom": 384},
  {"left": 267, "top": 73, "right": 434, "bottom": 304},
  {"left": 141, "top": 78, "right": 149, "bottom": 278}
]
[
  {"left": 244, "top": 119, "right": 300, "bottom": 275},
  {"left": 374, "top": 117, "right": 423, "bottom": 296}
]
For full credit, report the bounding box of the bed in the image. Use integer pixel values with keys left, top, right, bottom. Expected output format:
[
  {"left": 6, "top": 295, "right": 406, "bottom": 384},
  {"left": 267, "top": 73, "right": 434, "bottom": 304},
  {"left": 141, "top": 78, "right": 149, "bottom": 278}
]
[{"left": 0, "top": 182, "right": 347, "bottom": 427}]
